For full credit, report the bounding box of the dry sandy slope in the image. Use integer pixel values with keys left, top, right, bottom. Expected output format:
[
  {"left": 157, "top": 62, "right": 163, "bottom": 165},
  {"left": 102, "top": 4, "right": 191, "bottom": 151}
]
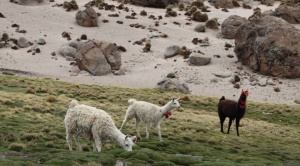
[{"left": 0, "top": 0, "right": 299, "bottom": 104}]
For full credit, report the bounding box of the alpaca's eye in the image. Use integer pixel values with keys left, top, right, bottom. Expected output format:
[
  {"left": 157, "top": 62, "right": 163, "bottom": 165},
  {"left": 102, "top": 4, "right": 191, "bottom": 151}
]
[{"left": 125, "top": 144, "right": 129, "bottom": 146}]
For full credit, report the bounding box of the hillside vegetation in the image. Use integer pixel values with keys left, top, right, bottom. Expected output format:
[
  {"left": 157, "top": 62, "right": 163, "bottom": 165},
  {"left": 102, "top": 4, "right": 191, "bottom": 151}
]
[{"left": 0, "top": 75, "right": 299, "bottom": 166}]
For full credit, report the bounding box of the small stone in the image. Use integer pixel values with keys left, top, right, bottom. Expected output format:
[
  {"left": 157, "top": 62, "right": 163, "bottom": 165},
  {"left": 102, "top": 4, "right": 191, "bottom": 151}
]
[
  {"left": 258, "top": 78, "right": 267, "bottom": 86},
  {"left": 227, "top": 54, "right": 234, "bottom": 58},
  {"left": 273, "top": 87, "right": 280, "bottom": 92},
  {"left": 37, "top": 38, "right": 46, "bottom": 45}
]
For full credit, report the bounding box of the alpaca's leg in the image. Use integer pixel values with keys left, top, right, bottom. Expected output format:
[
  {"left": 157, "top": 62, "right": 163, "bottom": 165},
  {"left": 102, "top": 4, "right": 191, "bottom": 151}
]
[
  {"left": 157, "top": 124, "right": 162, "bottom": 142},
  {"left": 227, "top": 118, "right": 233, "bottom": 134},
  {"left": 92, "top": 141, "right": 97, "bottom": 152},
  {"left": 74, "top": 132, "right": 82, "bottom": 151},
  {"left": 93, "top": 134, "right": 102, "bottom": 152},
  {"left": 219, "top": 116, "right": 226, "bottom": 133},
  {"left": 146, "top": 123, "right": 151, "bottom": 140},
  {"left": 66, "top": 131, "right": 73, "bottom": 151},
  {"left": 136, "top": 118, "right": 142, "bottom": 140},
  {"left": 236, "top": 118, "right": 240, "bottom": 136},
  {"left": 120, "top": 117, "right": 128, "bottom": 131}
]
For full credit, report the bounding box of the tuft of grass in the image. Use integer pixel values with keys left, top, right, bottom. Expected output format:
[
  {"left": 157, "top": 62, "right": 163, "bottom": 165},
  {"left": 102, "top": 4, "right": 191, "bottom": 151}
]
[
  {"left": 200, "top": 13, "right": 209, "bottom": 22},
  {"left": 8, "top": 143, "right": 26, "bottom": 151},
  {"left": 26, "top": 88, "right": 35, "bottom": 94},
  {"left": 2, "top": 71, "right": 15, "bottom": 76},
  {"left": 191, "top": 11, "right": 202, "bottom": 21},
  {"left": 178, "top": 3, "right": 185, "bottom": 11},
  {"left": 189, "top": 6, "right": 198, "bottom": 14},
  {"left": 46, "top": 96, "right": 58, "bottom": 103}
]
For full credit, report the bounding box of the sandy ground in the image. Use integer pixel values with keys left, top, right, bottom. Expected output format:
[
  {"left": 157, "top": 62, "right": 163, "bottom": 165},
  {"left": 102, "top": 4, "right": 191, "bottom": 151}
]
[{"left": 0, "top": 0, "right": 299, "bottom": 105}]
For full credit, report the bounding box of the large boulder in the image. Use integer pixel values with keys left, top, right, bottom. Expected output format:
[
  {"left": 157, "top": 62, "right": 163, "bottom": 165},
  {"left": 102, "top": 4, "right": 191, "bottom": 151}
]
[
  {"left": 131, "top": 0, "right": 178, "bottom": 8},
  {"left": 156, "top": 73, "right": 190, "bottom": 94},
  {"left": 75, "top": 7, "right": 98, "bottom": 27},
  {"left": 234, "top": 16, "right": 300, "bottom": 78},
  {"left": 75, "top": 40, "right": 121, "bottom": 76},
  {"left": 221, "top": 15, "right": 247, "bottom": 39},
  {"left": 274, "top": 4, "right": 300, "bottom": 24}
]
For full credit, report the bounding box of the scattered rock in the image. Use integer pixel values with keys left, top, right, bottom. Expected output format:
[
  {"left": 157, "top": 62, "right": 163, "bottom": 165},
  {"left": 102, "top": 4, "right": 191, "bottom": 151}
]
[
  {"left": 250, "top": 81, "right": 257, "bottom": 86},
  {"left": 81, "top": 34, "right": 87, "bottom": 40},
  {"left": 59, "top": 44, "right": 77, "bottom": 58},
  {"left": 258, "top": 78, "right": 267, "bottom": 86},
  {"left": 0, "top": 13, "right": 5, "bottom": 18},
  {"left": 189, "top": 53, "right": 211, "bottom": 66},
  {"left": 210, "top": 78, "right": 218, "bottom": 83},
  {"left": 131, "top": 0, "right": 179, "bottom": 8},
  {"left": 273, "top": 87, "right": 280, "bottom": 92},
  {"left": 167, "top": 72, "right": 177, "bottom": 78},
  {"left": 69, "top": 40, "right": 82, "bottom": 49},
  {"left": 194, "top": 24, "right": 206, "bottom": 32},
  {"left": 226, "top": 54, "right": 234, "bottom": 58},
  {"left": 156, "top": 74, "right": 190, "bottom": 94},
  {"left": 212, "top": 0, "right": 234, "bottom": 8},
  {"left": 213, "top": 71, "right": 232, "bottom": 78},
  {"left": 17, "top": 37, "right": 30, "bottom": 48},
  {"left": 164, "top": 45, "right": 180, "bottom": 58},
  {"left": 294, "top": 99, "right": 300, "bottom": 104},
  {"left": 233, "top": 83, "right": 240, "bottom": 89},
  {"left": 62, "top": 31, "right": 71, "bottom": 40},
  {"left": 37, "top": 38, "right": 46, "bottom": 45}
]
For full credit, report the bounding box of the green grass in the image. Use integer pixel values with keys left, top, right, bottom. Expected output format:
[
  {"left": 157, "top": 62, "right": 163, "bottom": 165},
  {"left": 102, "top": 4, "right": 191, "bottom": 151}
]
[{"left": 0, "top": 75, "right": 299, "bottom": 165}]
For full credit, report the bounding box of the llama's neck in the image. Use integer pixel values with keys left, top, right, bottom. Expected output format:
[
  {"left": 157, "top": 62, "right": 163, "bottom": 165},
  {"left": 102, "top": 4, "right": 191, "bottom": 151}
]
[
  {"left": 238, "top": 97, "right": 247, "bottom": 109},
  {"left": 108, "top": 126, "right": 126, "bottom": 147},
  {"left": 161, "top": 101, "right": 175, "bottom": 113}
]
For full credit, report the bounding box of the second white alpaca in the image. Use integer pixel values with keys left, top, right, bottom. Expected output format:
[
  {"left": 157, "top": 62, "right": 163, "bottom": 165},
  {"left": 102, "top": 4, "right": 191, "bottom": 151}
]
[{"left": 120, "top": 98, "right": 180, "bottom": 141}]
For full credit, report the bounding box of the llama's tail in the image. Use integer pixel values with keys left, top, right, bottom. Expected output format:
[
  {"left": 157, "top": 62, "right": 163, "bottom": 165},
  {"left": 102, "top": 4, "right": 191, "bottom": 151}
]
[
  {"left": 69, "top": 99, "right": 79, "bottom": 108},
  {"left": 128, "top": 99, "right": 137, "bottom": 105},
  {"left": 219, "top": 96, "right": 225, "bottom": 101}
]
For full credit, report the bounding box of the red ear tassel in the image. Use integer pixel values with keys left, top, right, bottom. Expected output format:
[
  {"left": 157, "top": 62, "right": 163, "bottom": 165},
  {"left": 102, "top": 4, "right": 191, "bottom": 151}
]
[{"left": 242, "top": 89, "right": 249, "bottom": 96}]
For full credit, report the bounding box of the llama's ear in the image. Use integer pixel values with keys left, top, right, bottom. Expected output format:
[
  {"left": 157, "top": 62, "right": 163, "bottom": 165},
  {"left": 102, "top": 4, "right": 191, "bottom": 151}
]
[{"left": 172, "top": 98, "right": 175, "bottom": 101}]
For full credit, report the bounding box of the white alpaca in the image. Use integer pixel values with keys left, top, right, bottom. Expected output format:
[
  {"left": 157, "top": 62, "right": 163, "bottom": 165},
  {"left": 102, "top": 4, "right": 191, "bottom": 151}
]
[
  {"left": 120, "top": 98, "right": 180, "bottom": 141},
  {"left": 64, "top": 100, "right": 136, "bottom": 152}
]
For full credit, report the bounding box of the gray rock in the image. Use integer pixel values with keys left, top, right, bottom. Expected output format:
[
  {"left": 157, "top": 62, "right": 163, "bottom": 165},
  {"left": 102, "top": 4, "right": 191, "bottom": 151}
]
[
  {"left": 258, "top": 78, "right": 267, "bottom": 86},
  {"left": 37, "top": 38, "right": 46, "bottom": 45},
  {"left": 189, "top": 53, "right": 211, "bottom": 66},
  {"left": 76, "top": 7, "right": 98, "bottom": 27},
  {"left": 156, "top": 77, "right": 190, "bottom": 94},
  {"left": 194, "top": 24, "right": 206, "bottom": 32},
  {"left": 294, "top": 99, "right": 300, "bottom": 104},
  {"left": 267, "top": 79, "right": 276, "bottom": 86},
  {"left": 250, "top": 81, "right": 257, "bottom": 86},
  {"left": 59, "top": 44, "right": 77, "bottom": 58},
  {"left": 213, "top": 71, "right": 232, "bottom": 78},
  {"left": 69, "top": 40, "right": 82, "bottom": 49},
  {"left": 249, "top": 75, "right": 258, "bottom": 82},
  {"left": 221, "top": 15, "right": 247, "bottom": 39},
  {"left": 17, "top": 37, "right": 30, "bottom": 48},
  {"left": 164, "top": 45, "right": 180, "bottom": 58},
  {"left": 210, "top": 78, "right": 218, "bottom": 83}
]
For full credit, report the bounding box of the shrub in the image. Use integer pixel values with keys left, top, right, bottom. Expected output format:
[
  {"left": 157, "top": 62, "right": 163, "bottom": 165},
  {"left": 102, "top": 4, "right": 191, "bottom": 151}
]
[
  {"left": 232, "top": 0, "right": 241, "bottom": 7},
  {"left": 178, "top": 3, "right": 185, "bottom": 11},
  {"left": 205, "top": 19, "right": 219, "bottom": 29},
  {"left": 166, "top": 5, "right": 173, "bottom": 12},
  {"left": 8, "top": 143, "right": 26, "bottom": 151},
  {"left": 46, "top": 96, "right": 58, "bottom": 103},
  {"left": 191, "top": 0, "right": 204, "bottom": 8},
  {"left": 168, "top": 10, "right": 177, "bottom": 17},
  {"left": 140, "top": 10, "right": 147, "bottom": 16},
  {"left": 26, "top": 88, "right": 35, "bottom": 94},
  {"left": 189, "top": 6, "right": 198, "bottom": 14},
  {"left": 200, "top": 13, "right": 209, "bottom": 22},
  {"left": 191, "top": 11, "right": 202, "bottom": 21}
]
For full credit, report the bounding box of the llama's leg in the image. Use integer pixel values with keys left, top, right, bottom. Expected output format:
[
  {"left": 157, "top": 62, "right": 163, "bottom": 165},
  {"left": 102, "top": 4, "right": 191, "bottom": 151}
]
[
  {"left": 146, "top": 123, "right": 151, "bottom": 140},
  {"left": 66, "top": 131, "right": 73, "bottom": 151},
  {"left": 227, "top": 118, "right": 233, "bottom": 134},
  {"left": 236, "top": 118, "right": 240, "bottom": 136},
  {"left": 136, "top": 118, "right": 142, "bottom": 140},
  {"left": 219, "top": 116, "right": 226, "bottom": 133},
  {"left": 74, "top": 132, "right": 82, "bottom": 151},
  {"left": 157, "top": 124, "right": 162, "bottom": 142},
  {"left": 92, "top": 141, "right": 97, "bottom": 152}
]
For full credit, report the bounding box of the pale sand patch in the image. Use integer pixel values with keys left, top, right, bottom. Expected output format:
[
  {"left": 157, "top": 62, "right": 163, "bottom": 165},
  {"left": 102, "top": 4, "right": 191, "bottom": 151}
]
[{"left": 0, "top": 0, "right": 299, "bottom": 105}]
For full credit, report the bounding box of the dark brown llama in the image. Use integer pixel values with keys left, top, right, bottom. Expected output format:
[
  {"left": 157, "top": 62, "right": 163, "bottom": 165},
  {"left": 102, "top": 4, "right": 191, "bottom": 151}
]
[{"left": 218, "top": 89, "right": 249, "bottom": 136}]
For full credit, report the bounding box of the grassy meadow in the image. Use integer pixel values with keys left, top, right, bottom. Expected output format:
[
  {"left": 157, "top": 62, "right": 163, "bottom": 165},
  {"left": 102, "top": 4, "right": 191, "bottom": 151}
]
[{"left": 0, "top": 74, "right": 299, "bottom": 166}]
